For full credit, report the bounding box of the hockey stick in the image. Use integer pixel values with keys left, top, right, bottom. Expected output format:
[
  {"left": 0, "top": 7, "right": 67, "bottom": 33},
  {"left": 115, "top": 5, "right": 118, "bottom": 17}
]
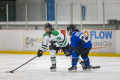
[
  {"left": 91, "top": 66, "right": 100, "bottom": 69},
  {"left": 5, "top": 49, "right": 48, "bottom": 73}
]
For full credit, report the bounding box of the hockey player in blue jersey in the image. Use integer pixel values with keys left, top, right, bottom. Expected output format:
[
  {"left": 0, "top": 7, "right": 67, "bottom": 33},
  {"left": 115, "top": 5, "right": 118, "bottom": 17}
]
[{"left": 66, "top": 24, "right": 92, "bottom": 71}]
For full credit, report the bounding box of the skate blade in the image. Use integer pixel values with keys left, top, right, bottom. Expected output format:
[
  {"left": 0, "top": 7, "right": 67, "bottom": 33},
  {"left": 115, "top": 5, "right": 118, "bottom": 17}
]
[
  {"left": 83, "top": 69, "right": 92, "bottom": 71},
  {"left": 68, "top": 69, "right": 77, "bottom": 72},
  {"left": 50, "top": 69, "right": 56, "bottom": 72}
]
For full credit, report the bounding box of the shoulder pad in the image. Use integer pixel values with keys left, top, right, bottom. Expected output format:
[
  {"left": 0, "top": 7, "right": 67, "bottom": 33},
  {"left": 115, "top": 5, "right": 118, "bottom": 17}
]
[
  {"left": 51, "top": 30, "right": 59, "bottom": 36},
  {"left": 43, "top": 33, "right": 47, "bottom": 38}
]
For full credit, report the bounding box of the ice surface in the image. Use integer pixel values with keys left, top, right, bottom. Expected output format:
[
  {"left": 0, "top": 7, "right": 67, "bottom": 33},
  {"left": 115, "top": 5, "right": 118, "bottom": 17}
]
[{"left": 0, "top": 54, "right": 120, "bottom": 80}]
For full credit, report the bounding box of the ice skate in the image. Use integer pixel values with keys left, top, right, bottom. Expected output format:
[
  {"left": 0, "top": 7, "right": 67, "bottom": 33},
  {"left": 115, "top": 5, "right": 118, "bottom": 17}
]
[
  {"left": 50, "top": 64, "right": 56, "bottom": 72},
  {"left": 68, "top": 66, "right": 77, "bottom": 72}
]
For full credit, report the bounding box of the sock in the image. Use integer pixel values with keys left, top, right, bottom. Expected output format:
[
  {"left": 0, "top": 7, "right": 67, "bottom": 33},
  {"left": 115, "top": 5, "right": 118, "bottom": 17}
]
[
  {"left": 78, "top": 57, "right": 81, "bottom": 63},
  {"left": 51, "top": 57, "right": 56, "bottom": 64},
  {"left": 82, "top": 56, "right": 90, "bottom": 66},
  {"left": 69, "top": 56, "right": 81, "bottom": 65},
  {"left": 72, "top": 57, "right": 78, "bottom": 66},
  {"left": 72, "top": 51, "right": 79, "bottom": 66}
]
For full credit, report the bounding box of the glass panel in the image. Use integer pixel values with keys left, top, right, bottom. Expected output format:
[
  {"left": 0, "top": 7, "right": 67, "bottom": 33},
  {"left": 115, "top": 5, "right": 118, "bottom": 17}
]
[
  {"left": 57, "top": 25, "right": 67, "bottom": 30},
  {"left": 27, "top": 1, "right": 45, "bottom": 21},
  {"left": 56, "top": 25, "right": 104, "bottom": 30},
  {"left": 81, "top": 3, "right": 103, "bottom": 22},
  {"left": 8, "top": 25, "right": 26, "bottom": 29},
  {"left": 15, "top": 1, "right": 26, "bottom": 21},
  {"left": 73, "top": 0, "right": 81, "bottom": 22},
  {"left": 0, "top": 1, "right": 7, "bottom": 21},
  {"left": 105, "top": 25, "right": 118, "bottom": 30},
  {"left": 37, "top": 25, "right": 44, "bottom": 30},
  {"left": 119, "top": 26, "right": 120, "bottom": 30},
  {"left": 27, "top": 25, "right": 55, "bottom": 30},
  {"left": 104, "top": 3, "right": 120, "bottom": 29},
  {"left": 56, "top": 0, "right": 71, "bottom": 21},
  {"left": 82, "top": 25, "right": 103, "bottom": 29},
  {"left": 27, "top": 25, "right": 36, "bottom": 29},
  {"left": 0, "top": 25, "right": 7, "bottom": 29},
  {"left": 73, "top": 4, "right": 81, "bottom": 21},
  {"left": 8, "top": 1, "right": 16, "bottom": 21},
  {"left": 57, "top": 4, "right": 70, "bottom": 21},
  {"left": 105, "top": 3, "right": 120, "bottom": 22}
]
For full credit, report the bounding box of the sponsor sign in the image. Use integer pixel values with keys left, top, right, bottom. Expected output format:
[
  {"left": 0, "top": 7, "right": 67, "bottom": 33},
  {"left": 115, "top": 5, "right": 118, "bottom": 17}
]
[
  {"left": 23, "top": 30, "right": 44, "bottom": 51},
  {"left": 82, "top": 30, "right": 116, "bottom": 53}
]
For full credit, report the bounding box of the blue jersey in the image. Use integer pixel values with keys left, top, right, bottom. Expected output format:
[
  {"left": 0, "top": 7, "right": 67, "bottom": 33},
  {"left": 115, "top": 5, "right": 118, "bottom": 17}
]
[{"left": 68, "top": 31, "right": 92, "bottom": 52}]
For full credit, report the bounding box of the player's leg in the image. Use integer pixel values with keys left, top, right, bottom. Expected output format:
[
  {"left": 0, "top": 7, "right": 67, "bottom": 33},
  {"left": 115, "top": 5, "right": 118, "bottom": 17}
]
[
  {"left": 50, "top": 49, "right": 57, "bottom": 71},
  {"left": 61, "top": 43, "right": 81, "bottom": 63},
  {"left": 49, "top": 47, "right": 60, "bottom": 71},
  {"left": 78, "top": 57, "right": 81, "bottom": 63},
  {"left": 81, "top": 51, "right": 91, "bottom": 70},
  {"left": 68, "top": 51, "right": 79, "bottom": 71},
  {"left": 75, "top": 47, "right": 91, "bottom": 70}
]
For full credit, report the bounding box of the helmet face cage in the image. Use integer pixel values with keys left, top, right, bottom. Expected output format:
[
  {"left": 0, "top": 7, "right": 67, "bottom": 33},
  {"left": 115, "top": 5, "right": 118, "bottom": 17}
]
[
  {"left": 67, "top": 24, "right": 76, "bottom": 35},
  {"left": 67, "top": 26, "right": 72, "bottom": 35},
  {"left": 44, "top": 23, "right": 52, "bottom": 34}
]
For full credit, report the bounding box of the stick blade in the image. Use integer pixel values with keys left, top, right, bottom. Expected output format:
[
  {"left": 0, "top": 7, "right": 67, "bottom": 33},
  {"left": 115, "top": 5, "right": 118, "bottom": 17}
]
[
  {"left": 91, "top": 66, "right": 100, "bottom": 69},
  {"left": 5, "top": 71, "right": 14, "bottom": 73}
]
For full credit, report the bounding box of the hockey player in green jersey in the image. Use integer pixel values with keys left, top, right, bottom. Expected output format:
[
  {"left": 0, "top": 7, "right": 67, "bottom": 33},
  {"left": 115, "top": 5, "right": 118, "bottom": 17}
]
[{"left": 37, "top": 23, "right": 69, "bottom": 71}]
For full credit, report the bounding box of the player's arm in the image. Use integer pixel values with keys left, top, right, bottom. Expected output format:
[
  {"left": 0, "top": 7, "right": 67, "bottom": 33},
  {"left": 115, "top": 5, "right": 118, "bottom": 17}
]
[
  {"left": 37, "top": 35, "right": 48, "bottom": 57},
  {"left": 68, "top": 35, "right": 78, "bottom": 52},
  {"left": 65, "top": 35, "right": 77, "bottom": 56},
  {"left": 41, "top": 37, "right": 48, "bottom": 51}
]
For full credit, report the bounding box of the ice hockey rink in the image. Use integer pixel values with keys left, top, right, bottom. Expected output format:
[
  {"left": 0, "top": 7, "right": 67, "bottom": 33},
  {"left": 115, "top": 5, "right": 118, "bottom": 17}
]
[{"left": 0, "top": 54, "right": 120, "bottom": 80}]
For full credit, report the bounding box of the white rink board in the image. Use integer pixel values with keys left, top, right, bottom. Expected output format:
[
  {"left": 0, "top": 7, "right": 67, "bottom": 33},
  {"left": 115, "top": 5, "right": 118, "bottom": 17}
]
[
  {"left": 66, "top": 30, "right": 116, "bottom": 53},
  {"left": 23, "top": 30, "right": 61, "bottom": 51},
  {"left": 23, "top": 30, "right": 44, "bottom": 51},
  {"left": 0, "top": 30, "right": 23, "bottom": 51},
  {"left": 116, "top": 31, "right": 120, "bottom": 54},
  {"left": 82, "top": 30, "right": 116, "bottom": 53},
  {"left": 0, "top": 30, "right": 119, "bottom": 53}
]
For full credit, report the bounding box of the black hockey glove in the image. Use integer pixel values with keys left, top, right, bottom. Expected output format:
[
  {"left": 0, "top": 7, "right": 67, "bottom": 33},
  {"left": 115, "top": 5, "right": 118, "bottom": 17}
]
[
  {"left": 50, "top": 40, "right": 56, "bottom": 45},
  {"left": 65, "top": 51, "right": 72, "bottom": 57},
  {"left": 49, "top": 45, "right": 56, "bottom": 50},
  {"left": 37, "top": 49, "right": 43, "bottom": 57},
  {"left": 49, "top": 40, "right": 56, "bottom": 50}
]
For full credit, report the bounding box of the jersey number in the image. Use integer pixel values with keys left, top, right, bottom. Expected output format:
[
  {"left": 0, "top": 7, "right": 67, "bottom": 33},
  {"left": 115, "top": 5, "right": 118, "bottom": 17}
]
[
  {"left": 79, "top": 34, "right": 89, "bottom": 43},
  {"left": 56, "top": 37, "right": 61, "bottom": 40},
  {"left": 75, "top": 32, "right": 89, "bottom": 43}
]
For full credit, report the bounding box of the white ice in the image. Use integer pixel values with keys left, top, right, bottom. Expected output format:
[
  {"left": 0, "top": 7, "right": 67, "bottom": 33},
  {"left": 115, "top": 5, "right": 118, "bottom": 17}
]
[{"left": 0, "top": 54, "right": 120, "bottom": 80}]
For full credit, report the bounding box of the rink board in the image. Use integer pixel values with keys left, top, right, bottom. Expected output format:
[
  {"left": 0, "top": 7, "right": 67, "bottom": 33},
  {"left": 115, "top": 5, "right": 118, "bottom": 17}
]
[
  {"left": 0, "top": 30, "right": 120, "bottom": 56},
  {"left": 0, "top": 51, "right": 120, "bottom": 57},
  {"left": 23, "top": 30, "right": 116, "bottom": 53}
]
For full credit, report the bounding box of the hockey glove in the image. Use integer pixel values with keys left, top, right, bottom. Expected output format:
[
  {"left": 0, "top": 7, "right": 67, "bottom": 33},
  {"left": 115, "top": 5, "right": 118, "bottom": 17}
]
[
  {"left": 37, "top": 49, "right": 43, "bottom": 57},
  {"left": 49, "top": 45, "right": 56, "bottom": 50},
  {"left": 50, "top": 40, "right": 56, "bottom": 45},
  {"left": 65, "top": 51, "right": 72, "bottom": 57}
]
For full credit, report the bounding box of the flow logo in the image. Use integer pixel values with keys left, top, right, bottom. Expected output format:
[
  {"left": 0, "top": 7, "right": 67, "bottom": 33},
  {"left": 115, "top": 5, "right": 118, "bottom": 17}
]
[
  {"left": 83, "top": 31, "right": 112, "bottom": 40},
  {"left": 83, "top": 30, "right": 113, "bottom": 49}
]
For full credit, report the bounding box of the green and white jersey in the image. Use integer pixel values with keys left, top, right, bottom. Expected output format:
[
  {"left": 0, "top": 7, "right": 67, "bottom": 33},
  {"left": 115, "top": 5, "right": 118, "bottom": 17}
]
[{"left": 41, "top": 30, "right": 68, "bottom": 51}]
